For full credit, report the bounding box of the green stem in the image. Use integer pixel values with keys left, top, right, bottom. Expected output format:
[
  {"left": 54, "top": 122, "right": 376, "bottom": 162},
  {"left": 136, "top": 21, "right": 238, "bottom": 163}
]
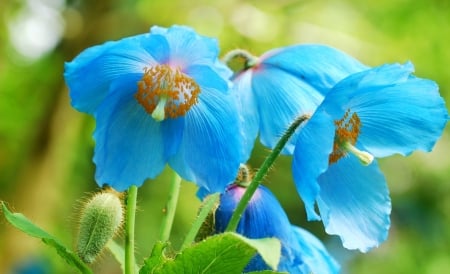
[
  {"left": 159, "top": 171, "right": 182, "bottom": 242},
  {"left": 180, "top": 193, "right": 220, "bottom": 250},
  {"left": 125, "top": 185, "right": 138, "bottom": 274},
  {"left": 225, "top": 115, "right": 310, "bottom": 232}
]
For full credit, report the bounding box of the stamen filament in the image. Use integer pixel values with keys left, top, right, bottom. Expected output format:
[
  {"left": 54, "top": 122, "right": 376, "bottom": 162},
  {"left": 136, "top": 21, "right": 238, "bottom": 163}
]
[
  {"left": 343, "top": 142, "right": 374, "bottom": 165},
  {"left": 151, "top": 96, "right": 168, "bottom": 122}
]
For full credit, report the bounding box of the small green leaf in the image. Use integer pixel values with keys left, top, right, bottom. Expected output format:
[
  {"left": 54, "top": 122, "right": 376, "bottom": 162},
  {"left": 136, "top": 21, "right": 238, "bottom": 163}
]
[
  {"left": 140, "top": 232, "right": 282, "bottom": 274},
  {"left": 233, "top": 234, "right": 281, "bottom": 270},
  {"left": 1, "top": 202, "right": 92, "bottom": 274},
  {"left": 139, "top": 241, "right": 169, "bottom": 274}
]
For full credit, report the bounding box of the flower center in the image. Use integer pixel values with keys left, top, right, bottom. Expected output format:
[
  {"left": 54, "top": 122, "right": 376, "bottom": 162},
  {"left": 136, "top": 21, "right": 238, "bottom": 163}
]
[
  {"left": 135, "top": 64, "right": 200, "bottom": 121},
  {"left": 329, "top": 109, "right": 373, "bottom": 165}
]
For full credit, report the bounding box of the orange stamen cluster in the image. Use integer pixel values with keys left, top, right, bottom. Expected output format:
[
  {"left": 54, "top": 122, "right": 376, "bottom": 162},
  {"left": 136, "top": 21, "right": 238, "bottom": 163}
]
[
  {"left": 135, "top": 64, "right": 200, "bottom": 119},
  {"left": 329, "top": 109, "right": 361, "bottom": 164}
]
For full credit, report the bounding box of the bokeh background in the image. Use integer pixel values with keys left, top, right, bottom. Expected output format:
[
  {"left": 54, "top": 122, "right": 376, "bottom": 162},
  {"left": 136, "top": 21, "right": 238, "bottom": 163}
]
[{"left": 1, "top": 0, "right": 449, "bottom": 273}]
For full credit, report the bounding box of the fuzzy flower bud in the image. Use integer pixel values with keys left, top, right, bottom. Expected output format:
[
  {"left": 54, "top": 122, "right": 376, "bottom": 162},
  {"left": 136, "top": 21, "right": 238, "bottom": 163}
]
[{"left": 77, "top": 191, "right": 123, "bottom": 263}]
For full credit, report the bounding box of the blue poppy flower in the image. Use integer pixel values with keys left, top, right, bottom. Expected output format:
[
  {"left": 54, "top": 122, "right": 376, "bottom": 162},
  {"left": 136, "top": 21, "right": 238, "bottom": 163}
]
[
  {"left": 292, "top": 62, "right": 448, "bottom": 252},
  {"left": 230, "top": 45, "right": 368, "bottom": 156},
  {"left": 64, "top": 25, "right": 243, "bottom": 192},
  {"left": 215, "top": 184, "right": 339, "bottom": 273}
]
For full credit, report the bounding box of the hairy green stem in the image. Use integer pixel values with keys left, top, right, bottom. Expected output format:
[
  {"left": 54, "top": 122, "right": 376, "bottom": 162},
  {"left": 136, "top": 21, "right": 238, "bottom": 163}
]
[
  {"left": 225, "top": 115, "right": 310, "bottom": 232},
  {"left": 125, "top": 185, "right": 138, "bottom": 274},
  {"left": 159, "top": 171, "right": 182, "bottom": 242},
  {"left": 180, "top": 193, "right": 220, "bottom": 250}
]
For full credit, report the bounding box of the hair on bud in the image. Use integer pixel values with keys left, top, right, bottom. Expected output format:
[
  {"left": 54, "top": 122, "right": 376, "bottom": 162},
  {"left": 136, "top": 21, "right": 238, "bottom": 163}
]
[{"left": 76, "top": 189, "right": 124, "bottom": 263}]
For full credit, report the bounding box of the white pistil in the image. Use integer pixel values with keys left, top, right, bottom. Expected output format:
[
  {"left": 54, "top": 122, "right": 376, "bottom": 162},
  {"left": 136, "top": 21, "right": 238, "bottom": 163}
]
[
  {"left": 151, "top": 96, "right": 168, "bottom": 122},
  {"left": 343, "top": 142, "right": 374, "bottom": 165}
]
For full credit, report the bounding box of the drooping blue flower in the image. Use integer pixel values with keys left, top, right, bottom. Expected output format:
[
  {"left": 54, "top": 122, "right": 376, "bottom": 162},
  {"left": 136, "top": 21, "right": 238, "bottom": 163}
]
[
  {"left": 293, "top": 62, "right": 448, "bottom": 252},
  {"left": 229, "top": 45, "right": 368, "bottom": 157},
  {"left": 215, "top": 184, "right": 340, "bottom": 274},
  {"left": 64, "top": 25, "right": 243, "bottom": 192}
]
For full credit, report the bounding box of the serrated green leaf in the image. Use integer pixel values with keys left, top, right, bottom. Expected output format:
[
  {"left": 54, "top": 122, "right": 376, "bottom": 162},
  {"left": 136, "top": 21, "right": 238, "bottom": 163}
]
[
  {"left": 140, "top": 232, "right": 281, "bottom": 274},
  {"left": 1, "top": 202, "right": 92, "bottom": 274},
  {"left": 163, "top": 232, "right": 255, "bottom": 273},
  {"left": 139, "top": 241, "right": 169, "bottom": 274}
]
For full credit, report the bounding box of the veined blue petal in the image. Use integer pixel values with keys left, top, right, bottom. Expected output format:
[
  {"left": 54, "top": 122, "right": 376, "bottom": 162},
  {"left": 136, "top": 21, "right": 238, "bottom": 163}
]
[
  {"left": 140, "top": 33, "right": 170, "bottom": 63},
  {"left": 168, "top": 86, "right": 241, "bottom": 193},
  {"left": 150, "top": 25, "right": 220, "bottom": 69},
  {"left": 357, "top": 77, "right": 446, "bottom": 157},
  {"left": 290, "top": 226, "right": 340, "bottom": 274},
  {"left": 93, "top": 75, "right": 167, "bottom": 191},
  {"left": 160, "top": 117, "right": 184, "bottom": 159},
  {"left": 232, "top": 71, "right": 259, "bottom": 162},
  {"left": 323, "top": 63, "right": 448, "bottom": 157},
  {"left": 292, "top": 110, "right": 335, "bottom": 221},
  {"left": 213, "top": 59, "right": 234, "bottom": 82},
  {"left": 184, "top": 64, "right": 230, "bottom": 93},
  {"left": 251, "top": 66, "right": 324, "bottom": 154},
  {"left": 64, "top": 33, "right": 157, "bottom": 114},
  {"left": 316, "top": 155, "right": 391, "bottom": 252},
  {"left": 352, "top": 62, "right": 413, "bottom": 89},
  {"left": 262, "top": 44, "right": 368, "bottom": 95}
]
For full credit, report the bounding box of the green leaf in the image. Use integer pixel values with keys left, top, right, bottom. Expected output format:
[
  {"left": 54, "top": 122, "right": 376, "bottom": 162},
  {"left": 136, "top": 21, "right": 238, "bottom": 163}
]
[
  {"left": 140, "top": 232, "right": 282, "bottom": 274},
  {"left": 139, "top": 241, "right": 169, "bottom": 274},
  {"left": 246, "top": 271, "right": 288, "bottom": 274},
  {"left": 1, "top": 201, "right": 92, "bottom": 274},
  {"left": 233, "top": 234, "right": 281, "bottom": 270}
]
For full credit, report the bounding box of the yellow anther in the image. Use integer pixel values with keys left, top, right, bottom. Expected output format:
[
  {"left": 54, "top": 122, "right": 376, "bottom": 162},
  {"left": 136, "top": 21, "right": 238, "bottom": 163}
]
[
  {"left": 329, "top": 109, "right": 372, "bottom": 165},
  {"left": 135, "top": 64, "right": 201, "bottom": 121}
]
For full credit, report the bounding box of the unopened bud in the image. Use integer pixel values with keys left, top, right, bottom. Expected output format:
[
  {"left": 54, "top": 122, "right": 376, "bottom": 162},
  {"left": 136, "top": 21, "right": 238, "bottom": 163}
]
[
  {"left": 77, "top": 190, "right": 123, "bottom": 263},
  {"left": 234, "top": 164, "right": 252, "bottom": 187}
]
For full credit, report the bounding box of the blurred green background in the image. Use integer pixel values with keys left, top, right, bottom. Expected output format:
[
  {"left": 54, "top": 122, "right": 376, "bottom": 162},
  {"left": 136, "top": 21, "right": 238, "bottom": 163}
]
[{"left": 1, "top": 0, "right": 449, "bottom": 273}]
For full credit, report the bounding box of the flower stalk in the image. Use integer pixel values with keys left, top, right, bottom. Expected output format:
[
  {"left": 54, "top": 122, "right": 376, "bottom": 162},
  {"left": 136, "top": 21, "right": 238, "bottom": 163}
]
[
  {"left": 159, "top": 171, "right": 182, "bottom": 242},
  {"left": 180, "top": 193, "right": 220, "bottom": 250},
  {"left": 125, "top": 185, "right": 138, "bottom": 274},
  {"left": 225, "top": 114, "right": 310, "bottom": 232}
]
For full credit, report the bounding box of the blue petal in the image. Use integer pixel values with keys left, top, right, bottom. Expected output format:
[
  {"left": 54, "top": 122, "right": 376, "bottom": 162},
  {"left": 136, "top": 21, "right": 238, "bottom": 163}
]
[
  {"left": 246, "top": 45, "right": 367, "bottom": 154},
  {"left": 262, "top": 44, "right": 368, "bottom": 95},
  {"left": 65, "top": 33, "right": 157, "bottom": 114},
  {"left": 168, "top": 86, "right": 242, "bottom": 193},
  {"left": 316, "top": 155, "right": 391, "bottom": 252},
  {"left": 289, "top": 226, "right": 340, "bottom": 274},
  {"left": 251, "top": 66, "right": 324, "bottom": 154},
  {"left": 358, "top": 77, "right": 446, "bottom": 157},
  {"left": 140, "top": 33, "right": 170, "bottom": 64},
  {"left": 150, "top": 25, "right": 221, "bottom": 70},
  {"left": 232, "top": 71, "right": 259, "bottom": 162},
  {"left": 212, "top": 59, "right": 234, "bottom": 82},
  {"left": 185, "top": 64, "right": 230, "bottom": 93},
  {"left": 323, "top": 63, "right": 448, "bottom": 157},
  {"left": 93, "top": 75, "right": 167, "bottom": 191},
  {"left": 292, "top": 110, "right": 335, "bottom": 221},
  {"left": 161, "top": 117, "right": 184, "bottom": 159}
]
